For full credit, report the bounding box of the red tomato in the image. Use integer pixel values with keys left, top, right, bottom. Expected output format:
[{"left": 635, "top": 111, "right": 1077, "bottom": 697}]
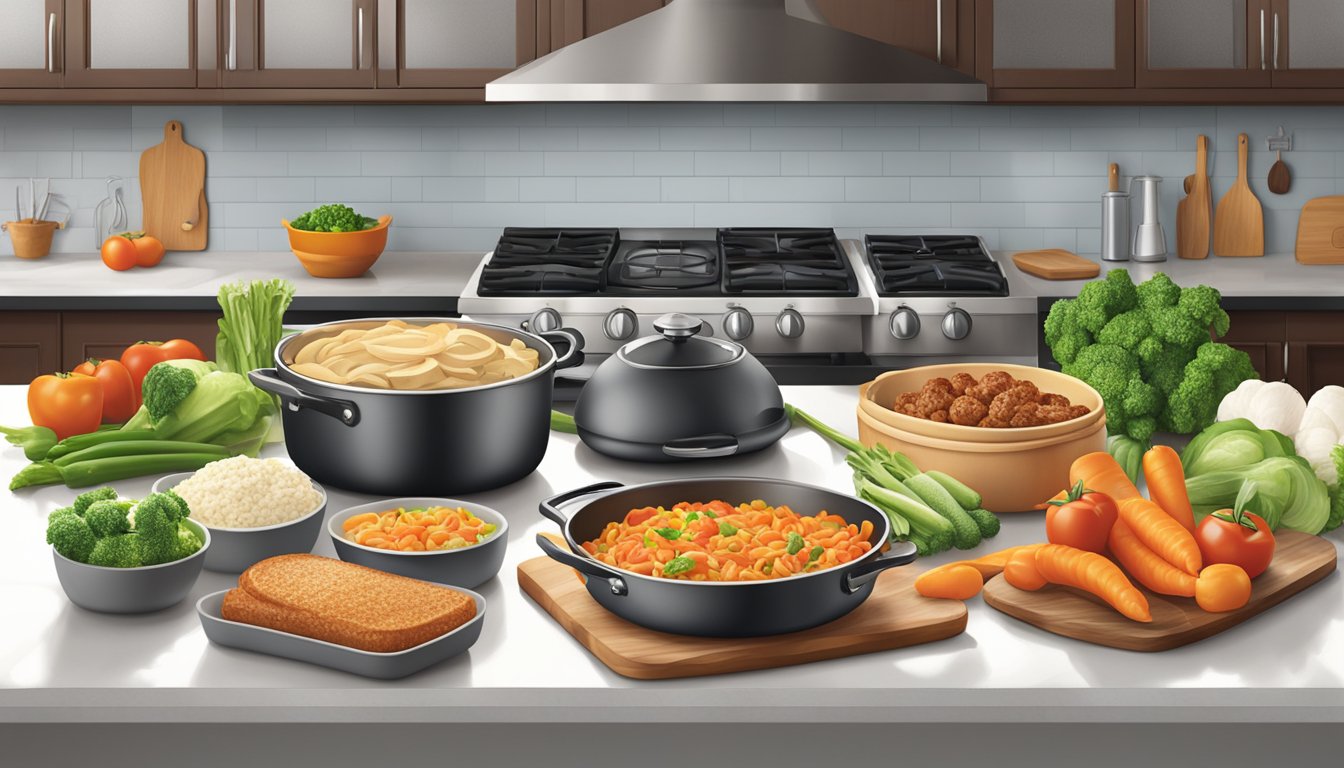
[
  {"left": 1046, "top": 482, "right": 1118, "bottom": 554},
  {"left": 120, "top": 339, "right": 208, "bottom": 397},
  {"left": 72, "top": 358, "right": 137, "bottom": 423},
  {"left": 157, "top": 338, "right": 205, "bottom": 361},
  {"left": 1195, "top": 506, "right": 1275, "bottom": 579},
  {"left": 28, "top": 372, "right": 103, "bottom": 441},
  {"left": 101, "top": 236, "right": 138, "bottom": 271},
  {"left": 129, "top": 233, "right": 166, "bottom": 267}
]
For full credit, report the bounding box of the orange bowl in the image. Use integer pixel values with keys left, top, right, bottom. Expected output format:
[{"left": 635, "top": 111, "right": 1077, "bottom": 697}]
[{"left": 283, "top": 215, "right": 391, "bottom": 279}]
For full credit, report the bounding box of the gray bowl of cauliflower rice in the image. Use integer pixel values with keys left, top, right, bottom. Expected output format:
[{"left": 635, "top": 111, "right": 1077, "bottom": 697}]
[{"left": 153, "top": 457, "right": 327, "bottom": 573}]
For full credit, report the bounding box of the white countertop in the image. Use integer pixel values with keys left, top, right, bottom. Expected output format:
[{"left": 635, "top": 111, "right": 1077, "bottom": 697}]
[{"left": 2, "top": 384, "right": 1343, "bottom": 725}]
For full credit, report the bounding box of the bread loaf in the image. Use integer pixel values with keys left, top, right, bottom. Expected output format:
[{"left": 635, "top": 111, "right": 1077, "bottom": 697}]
[{"left": 222, "top": 554, "right": 476, "bottom": 653}]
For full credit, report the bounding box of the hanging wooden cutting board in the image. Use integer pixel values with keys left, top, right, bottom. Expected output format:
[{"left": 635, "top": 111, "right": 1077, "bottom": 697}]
[
  {"left": 1295, "top": 195, "right": 1344, "bottom": 264},
  {"left": 981, "top": 530, "right": 1335, "bottom": 652},
  {"left": 1177, "top": 134, "right": 1212, "bottom": 259},
  {"left": 1011, "top": 249, "right": 1100, "bottom": 280},
  {"left": 139, "top": 120, "right": 208, "bottom": 251},
  {"left": 517, "top": 538, "right": 967, "bottom": 680},
  {"left": 1212, "top": 133, "right": 1264, "bottom": 257}
]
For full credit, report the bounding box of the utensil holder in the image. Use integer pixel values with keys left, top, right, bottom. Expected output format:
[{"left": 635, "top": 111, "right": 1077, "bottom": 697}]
[{"left": 2, "top": 218, "right": 62, "bottom": 260}]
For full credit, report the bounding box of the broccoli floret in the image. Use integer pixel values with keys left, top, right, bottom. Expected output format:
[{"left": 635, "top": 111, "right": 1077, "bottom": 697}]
[
  {"left": 1179, "top": 284, "right": 1231, "bottom": 338},
  {"left": 1149, "top": 306, "right": 1212, "bottom": 348},
  {"left": 141, "top": 358, "right": 217, "bottom": 422},
  {"left": 291, "top": 204, "right": 378, "bottom": 233},
  {"left": 84, "top": 499, "right": 133, "bottom": 538},
  {"left": 1326, "top": 446, "right": 1344, "bottom": 533},
  {"left": 46, "top": 513, "right": 96, "bottom": 563},
  {"left": 131, "top": 492, "right": 186, "bottom": 565},
  {"left": 1043, "top": 299, "right": 1092, "bottom": 365},
  {"left": 1165, "top": 343, "right": 1257, "bottom": 435},
  {"left": 1136, "top": 272, "right": 1181, "bottom": 312},
  {"left": 71, "top": 487, "right": 118, "bottom": 516},
  {"left": 173, "top": 523, "right": 203, "bottom": 561},
  {"left": 161, "top": 489, "right": 192, "bottom": 521},
  {"left": 1073, "top": 269, "right": 1138, "bottom": 334},
  {"left": 87, "top": 534, "right": 142, "bottom": 568},
  {"left": 1096, "top": 309, "right": 1152, "bottom": 352},
  {"left": 48, "top": 506, "right": 77, "bottom": 524}
]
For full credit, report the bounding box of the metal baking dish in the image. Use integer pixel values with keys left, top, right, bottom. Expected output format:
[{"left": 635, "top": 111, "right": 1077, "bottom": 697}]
[{"left": 196, "top": 588, "right": 486, "bottom": 679}]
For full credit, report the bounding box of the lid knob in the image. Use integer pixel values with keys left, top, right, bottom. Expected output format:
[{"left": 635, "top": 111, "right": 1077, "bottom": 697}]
[{"left": 653, "top": 313, "right": 704, "bottom": 342}]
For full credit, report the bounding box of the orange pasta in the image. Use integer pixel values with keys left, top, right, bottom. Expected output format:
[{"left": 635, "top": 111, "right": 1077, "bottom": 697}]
[
  {"left": 580, "top": 499, "right": 875, "bottom": 582},
  {"left": 342, "top": 506, "right": 497, "bottom": 552}
]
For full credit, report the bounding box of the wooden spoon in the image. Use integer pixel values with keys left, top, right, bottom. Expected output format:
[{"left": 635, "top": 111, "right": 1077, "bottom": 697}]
[{"left": 1268, "top": 151, "right": 1291, "bottom": 195}]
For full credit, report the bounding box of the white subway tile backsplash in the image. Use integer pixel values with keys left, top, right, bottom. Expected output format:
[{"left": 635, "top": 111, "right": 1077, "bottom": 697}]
[
  {"left": 730, "top": 177, "right": 844, "bottom": 203},
  {"left": 950, "top": 203, "right": 1025, "bottom": 228},
  {"left": 808, "top": 151, "right": 884, "bottom": 177},
  {"left": 846, "top": 177, "right": 912, "bottom": 202},
  {"left": 577, "top": 177, "right": 661, "bottom": 203},
  {"left": 884, "top": 151, "right": 950, "bottom": 176},
  {"left": 483, "top": 152, "right": 544, "bottom": 176},
  {"left": 257, "top": 177, "right": 316, "bottom": 202},
  {"left": 950, "top": 152, "right": 1052, "bottom": 177},
  {"left": 662, "top": 177, "right": 729, "bottom": 203},
  {"left": 842, "top": 127, "right": 919, "bottom": 151},
  {"left": 459, "top": 127, "right": 521, "bottom": 151},
  {"left": 329, "top": 126, "right": 426, "bottom": 151},
  {"left": 315, "top": 176, "right": 391, "bottom": 203},
  {"left": 634, "top": 151, "right": 694, "bottom": 176},
  {"left": 520, "top": 177, "right": 575, "bottom": 202},
  {"left": 908, "top": 177, "right": 979, "bottom": 202},
  {"left": 661, "top": 127, "right": 751, "bottom": 151},
  {"left": 391, "top": 177, "right": 423, "bottom": 202},
  {"left": 694, "top": 152, "right": 779, "bottom": 176},
  {"left": 256, "top": 127, "right": 322, "bottom": 151},
  {"left": 577, "top": 127, "right": 661, "bottom": 151},
  {"left": 751, "top": 127, "right": 842, "bottom": 151},
  {"left": 545, "top": 152, "right": 634, "bottom": 176}
]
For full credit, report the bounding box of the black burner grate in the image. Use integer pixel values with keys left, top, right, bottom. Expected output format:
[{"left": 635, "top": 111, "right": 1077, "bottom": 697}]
[
  {"left": 866, "top": 235, "right": 1009, "bottom": 296},
  {"left": 607, "top": 240, "right": 720, "bottom": 292},
  {"left": 479, "top": 228, "right": 619, "bottom": 295},
  {"left": 719, "top": 228, "right": 857, "bottom": 296}
]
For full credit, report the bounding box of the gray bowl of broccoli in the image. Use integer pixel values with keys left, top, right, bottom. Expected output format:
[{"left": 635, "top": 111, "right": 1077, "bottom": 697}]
[{"left": 48, "top": 487, "right": 211, "bottom": 614}]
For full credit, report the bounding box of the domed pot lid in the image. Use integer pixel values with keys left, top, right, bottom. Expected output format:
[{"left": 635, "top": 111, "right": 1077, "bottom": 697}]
[{"left": 617, "top": 313, "right": 744, "bottom": 370}]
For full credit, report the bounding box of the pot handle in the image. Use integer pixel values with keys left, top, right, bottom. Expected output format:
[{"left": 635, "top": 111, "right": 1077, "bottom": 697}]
[
  {"left": 662, "top": 434, "right": 739, "bottom": 459},
  {"left": 248, "top": 369, "right": 361, "bottom": 427},
  {"left": 543, "top": 328, "right": 585, "bottom": 370},
  {"left": 535, "top": 534, "right": 629, "bottom": 597},
  {"left": 842, "top": 540, "right": 918, "bottom": 595},
  {"left": 538, "top": 480, "right": 625, "bottom": 527}
]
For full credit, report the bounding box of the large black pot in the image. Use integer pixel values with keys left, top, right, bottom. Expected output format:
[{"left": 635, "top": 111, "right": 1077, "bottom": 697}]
[
  {"left": 573, "top": 313, "right": 789, "bottom": 462},
  {"left": 249, "top": 318, "right": 582, "bottom": 496},
  {"left": 537, "top": 478, "right": 918, "bottom": 637}
]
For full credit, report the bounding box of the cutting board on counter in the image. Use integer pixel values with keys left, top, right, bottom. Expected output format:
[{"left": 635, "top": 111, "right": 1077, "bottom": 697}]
[
  {"left": 518, "top": 542, "right": 967, "bottom": 680},
  {"left": 1212, "top": 133, "right": 1264, "bottom": 257},
  {"left": 1296, "top": 196, "right": 1344, "bottom": 264},
  {"left": 139, "top": 120, "right": 208, "bottom": 251},
  {"left": 1176, "top": 134, "right": 1212, "bottom": 260},
  {"left": 982, "top": 531, "right": 1336, "bottom": 652},
  {"left": 1011, "top": 249, "right": 1100, "bottom": 280}
]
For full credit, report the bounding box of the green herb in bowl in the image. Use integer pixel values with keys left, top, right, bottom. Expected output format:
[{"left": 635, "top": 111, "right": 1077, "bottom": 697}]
[{"left": 291, "top": 204, "right": 379, "bottom": 233}]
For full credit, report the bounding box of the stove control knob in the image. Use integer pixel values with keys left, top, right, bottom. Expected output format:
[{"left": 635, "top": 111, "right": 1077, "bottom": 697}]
[
  {"left": 602, "top": 308, "right": 638, "bottom": 341},
  {"left": 775, "top": 307, "right": 805, "bottom": 339},
  {"left": 941, "top": 304, "right": 972, "bottom": 341},
  {"left": 889, "top": 306, "right": 921, "bottom": 340},
  {"left": 723, "top": 307, "right": 754, "bottom": 340},
  {"left": 527, "top": 307, "right": 562, "bottom": 334}
]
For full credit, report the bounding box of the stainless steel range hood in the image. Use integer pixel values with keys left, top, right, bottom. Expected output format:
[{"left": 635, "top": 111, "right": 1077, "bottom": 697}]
[{"left": 487, "top": 0, "right": 986, "bottom": 102}]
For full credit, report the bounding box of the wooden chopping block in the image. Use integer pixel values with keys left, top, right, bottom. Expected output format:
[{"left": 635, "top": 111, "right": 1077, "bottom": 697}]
[{"left": 139, "top": 120, "right": 208, "bottom": 251}]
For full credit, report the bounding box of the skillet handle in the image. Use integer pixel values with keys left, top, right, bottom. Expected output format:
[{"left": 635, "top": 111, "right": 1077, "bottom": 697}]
[
  {"left": 543, "top": 328, "right": 585, "bottom": 370},
  {"left": 535, "top": 534, "right": 629, "bottom": 597},
  {"left": 248, "top": 369, "right": 361, "bottom": 427},
  {"left": 842, "top": 540, "right": 918, "bottom": 595},
  {"left": 538, "top": 481, "right": 624, "bottom": 527}
]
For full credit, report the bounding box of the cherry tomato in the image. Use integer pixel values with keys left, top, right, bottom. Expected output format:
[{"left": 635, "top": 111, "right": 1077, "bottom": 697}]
[
  {"left": 1195, "top": 563, "right": 1252, "bottom": 613},
  {"left": 28, "top": 372, "right": 102, "bottom": 441},
  {"left": 120, "top": 339, "right": 208, "bottom": 397},
  {"left": 100, "top": 236, "right": 138, "bottom": 271},
  {"left": 1045, "top": 481, "right": 1118, "bottom": 554},
  {"left": 1195, "top": 502, "right": 1275, "bottom": 579},
  {"left": 71, "top": 358, "right": 137, "bottom": 423}
]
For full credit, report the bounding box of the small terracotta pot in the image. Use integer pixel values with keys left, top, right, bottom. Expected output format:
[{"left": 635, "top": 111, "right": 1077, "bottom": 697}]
[
  {"left": 282, "top": 215, "right": 391, "bottom": 278},
  {"left": 4, "top": 219, "right": 61, "bottom": 260}
]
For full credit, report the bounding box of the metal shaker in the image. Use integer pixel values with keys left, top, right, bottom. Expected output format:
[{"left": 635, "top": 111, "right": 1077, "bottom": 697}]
[
  {"left": 1129, "top": 175, "right": 1167, "bottom": 262},
  {"left": 1101, "top": 163, "right": 1129, "bottom": 262}
]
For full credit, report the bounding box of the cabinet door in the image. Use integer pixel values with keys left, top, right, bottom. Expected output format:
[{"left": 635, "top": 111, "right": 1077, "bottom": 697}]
[
  {"left": 394, "top": 0, "right": 536, "bottom": 87},
  {"left": 223, "top": 0, "right": 376, "bottom": 88},
  {"left": 1222, "top": 310, "right": 1286, "bottom": 382},
  {"left": 0, "top": 0, "right": 63, "bottom": 87},
  {"left": 64, "top": 0, "right": 198, "bottom": 87},
  {"left": 1139, "top": 0, "right": 1271, "bottom": 87},
  {"left": 812, "top": 0, "right": 972, "bottom": 75},
  {"left": 0, "top": 312, "right": 60, "bottom": 385},
  {"left": 976, "top": 0, "right": 1135, "bottom": 87},
  {"left": 1269, "top": 0, "right": 1344, "bottom": 87},
  {"left": 60, "top": 312, "right": 219, "bottom": 371},
  {"left": 1286, "top": 311, "right": 1344, "bottom": 393},
  {"left": 542, "top": 0, "right": 664, "bottom": 54}
]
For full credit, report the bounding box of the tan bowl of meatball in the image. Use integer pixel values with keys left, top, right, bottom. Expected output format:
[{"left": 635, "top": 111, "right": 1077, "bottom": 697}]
[{"left": 856, "top": 364, "right": 1108, "bottom": 513}]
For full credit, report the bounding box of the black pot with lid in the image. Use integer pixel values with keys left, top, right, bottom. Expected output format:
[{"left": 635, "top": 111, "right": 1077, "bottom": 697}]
[{"left": 573, "top": 312, "right": 789, "bottom": 462}]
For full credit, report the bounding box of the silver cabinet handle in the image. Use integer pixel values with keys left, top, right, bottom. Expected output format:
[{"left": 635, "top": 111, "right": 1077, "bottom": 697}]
[
  {"left": 936, "top": 0, "right": 943, "bottom": 64},
  {"left": 356, "top": 5, "right": 365, "bottom": 69},
  {"left": 1273, "top": 11, "right": 1280, "bottom": 70},
  {"left": 227, "top": 0, "right": 237, "bottom": 70},
  {"left": 46, "top": 12, "right": 56, "bottom": 73},
  {"left": 1260, "top": 9, "right": 1266, "bottom": 70}
]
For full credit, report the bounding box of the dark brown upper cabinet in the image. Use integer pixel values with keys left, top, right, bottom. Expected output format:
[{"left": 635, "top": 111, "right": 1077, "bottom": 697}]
[
  {"left": 1268, "top": 0, "right": 1344, "bottom": 87},
  {"left": 812, "top": 0, "right": 974, "bottom": 76},
  {"left": 539, "top": 0, "right": 665, "bottom": 55},
  {"left": 0, "top": 1, "right": 64, "bottom": 88},
  {"left": 976, "top": 0, "right": 1136, "bottom": 88},
  {"left": 383, "top": 0, "right": 537, "bottom": 89},
  {"left": 1139, "top": 0, "right": 1273, "bottom": 88},
  {"left": 64, "top": 0, "right": 202, "bottom": 87},
  {"left": 221, "top": 0, "right": 378, "bottom": 88}
]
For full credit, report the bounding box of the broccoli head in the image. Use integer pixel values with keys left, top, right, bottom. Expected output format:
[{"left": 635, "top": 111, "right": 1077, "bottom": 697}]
[
  {"left": 84, "top": 499, "right": 133, "bottom": 538},
  {"left": 47, "top": 513, "right": 96, "bottom": 563},
  {"left": 87, "top": 534, "right": 142, "bottom": 569},
  {"left": 142, "top": 358, "right": 218, "bottom": 423},
  {"left": 132, "top": 491, "right": 195, "bottom": 565},
  {"left": 1072, "top": 269, "right": 1138, "bottom": 334},
  {"left": 291, "top": 204, "right": 378, "bottom": 233},
  {"left": 173, "top": 524, "right": 203, "bottom": 562},
  {"left": 1179, "top": 284, "right": 1232, "bottom": 338},
  {"left": 1043, "top": 299, "right": 1092, "bottom": 365},
  {"left": 1149, "top": 306, "right": 1213, "bottom": 348},
  {"left": 1136, "top": 271, "right": 1181, "bottom": 312},
  {"left": 1164, "top": 343, "right": 1257, "bottom": 435},
  {"left": 71, "top": 486, "right": 118, "bottom": 516},
  {"left": 1096, "top": 309, "right": 1152, "bottom": 352}
]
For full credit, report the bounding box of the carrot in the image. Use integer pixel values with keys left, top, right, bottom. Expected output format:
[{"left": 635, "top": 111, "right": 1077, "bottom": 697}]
[
  {"left": 1004, "top": 548, "right": 1047, "bottom": 591},
  {"left": 915, "top": 564, "right": 985, "bottom": 600},
  {"left": 1195, "top": 564, "right": 1252, "bottom": 613},
  {"left": 1142, "top": 445, "right": 1196, "bottom": 531},
  {"left": 914, "top": 543, "right": 1046, "bottom": 591},
  {"left": 1068, "top": 451, "right": 1142, "bottom": 502},
  {"left": 1033, "top": 544, "right": 1152, "bottom": 622},
  {"left": 1108, "top": 519, "right": 1196, "bottom": 597},
  {"left": 1117, "top": 497, "right": 1202, "bottom": 576}
]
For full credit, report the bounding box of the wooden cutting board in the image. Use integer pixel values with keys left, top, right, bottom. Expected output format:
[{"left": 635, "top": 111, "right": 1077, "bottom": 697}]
[
  {"left": 1011, "top": 249, "right": 1100, "bottom": 280},
  {"left": 1212, "top": 133, "right": 1264, "bottom": 257},
  {"left": 1177, "top": 134, "right": 1212, "bottom": 259},
  {"left": 518, "top": 544, "right": 967, "bottom": 680},
  {"left": 139, "top": 120, "right": 208, "bottom": 251},
  {"left": 982, "top": 530, "right": 1336, "bottom": 652},
  {"left": 1295, "top": 195, "right": 1344, "bottom": 264}
]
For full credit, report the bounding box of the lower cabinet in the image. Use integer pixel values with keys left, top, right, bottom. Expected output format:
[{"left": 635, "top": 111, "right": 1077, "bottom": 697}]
[
  {"left": 1226, "top": 309, "right": 1343, "bottom": 393},
  {"left": 1221, "top": 310, "right": 1286, "bottom": 383},
  {"left": 0, "top": 312, "right": 61, "bottom": 385}
]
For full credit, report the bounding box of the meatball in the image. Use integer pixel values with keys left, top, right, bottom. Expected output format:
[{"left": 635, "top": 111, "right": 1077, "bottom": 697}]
[
  {"left": 895, "top": 391, "right": 919, "bottom": 411},
  {"left": 949, "top": 395, "right": 989, "bottom": 426},
  {"left": 929, "top": 409, "right": 949, "bottom": 423},
  {"left": 1035, "top": 404, "right": 1075, "bottom": 424},
  {"left": 916, "top": 387, "right": 956, "bottom": 417},
  {"left": 1039, "top": 392, "right": 1072, "bottom": 408},
  {"left": 1068, "top": 404, "right": 1092, "bottom": 420},
  {"left": 950, "top": 372, "right": 978, "bottom": 397},
  {"left": 1009, "top": 403, "right": 1044, "bottom": 428},
  {"left": 988, "top": 384, "right": 1040, "bottom": 422},
  {"left": 977, "top": 416, "right": 1011, "bottom": 428},
  {"left": 922, "top": 377, "right": 954, "bottom": 394},
  {"left": 967, "top": 370, "right": 1017, "bottom": 404}
]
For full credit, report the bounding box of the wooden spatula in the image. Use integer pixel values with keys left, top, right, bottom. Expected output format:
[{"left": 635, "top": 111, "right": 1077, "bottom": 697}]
[
  {"left": 1213, "top": 133, "right": 1264, "bottom": 257},
  {"left": 1177, "top": 135, "right": 1212, "bottom": 259}
]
